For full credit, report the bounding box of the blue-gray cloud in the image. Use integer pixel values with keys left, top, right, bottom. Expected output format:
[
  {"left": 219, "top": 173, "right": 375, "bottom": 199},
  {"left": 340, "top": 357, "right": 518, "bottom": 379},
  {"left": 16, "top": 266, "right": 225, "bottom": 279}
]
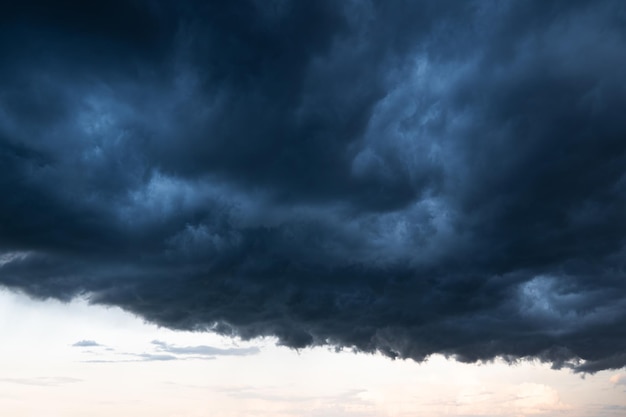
[
  {"left": 72, "top": 340, "right": 102, "bottom": 348},
  {"left": 151, "top": 340, "right": 260, "bottom": 357},
  {"left": 1, "top": 0, "right": 625, "bottom": 372}
]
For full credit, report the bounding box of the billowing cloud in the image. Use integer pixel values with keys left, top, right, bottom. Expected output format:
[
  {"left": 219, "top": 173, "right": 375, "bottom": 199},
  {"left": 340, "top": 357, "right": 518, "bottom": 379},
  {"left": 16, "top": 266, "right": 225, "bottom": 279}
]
[{"left": 1, "top": 0, "right": 625, "bottom": 372}]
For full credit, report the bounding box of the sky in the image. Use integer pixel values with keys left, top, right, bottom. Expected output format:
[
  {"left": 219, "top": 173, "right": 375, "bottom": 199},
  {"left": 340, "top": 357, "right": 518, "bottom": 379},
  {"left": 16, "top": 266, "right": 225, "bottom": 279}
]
[
  {"left": 1, "top": 0, "right": 625, "bottom": 415},
  {"left": 1, "top": 289, "right": 625, "bottom": 417}
]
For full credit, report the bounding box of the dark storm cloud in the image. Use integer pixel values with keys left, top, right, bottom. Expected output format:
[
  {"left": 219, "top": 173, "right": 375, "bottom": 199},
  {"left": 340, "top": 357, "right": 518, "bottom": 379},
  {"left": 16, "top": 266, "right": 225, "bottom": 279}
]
[{"left": 1, "top": 0, "right": 625, "bottom": 372}]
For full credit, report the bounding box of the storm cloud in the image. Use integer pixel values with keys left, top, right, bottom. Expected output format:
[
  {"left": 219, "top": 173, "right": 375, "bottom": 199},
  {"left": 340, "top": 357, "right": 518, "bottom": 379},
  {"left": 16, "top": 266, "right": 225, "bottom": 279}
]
[{"left": 1, "top": 0, "right": 625, "bottom": 372}]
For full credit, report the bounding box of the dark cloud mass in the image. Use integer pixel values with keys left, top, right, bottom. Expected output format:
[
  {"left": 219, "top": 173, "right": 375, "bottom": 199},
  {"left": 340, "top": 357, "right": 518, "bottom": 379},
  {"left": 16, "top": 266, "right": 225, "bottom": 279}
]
[{"left": 1, "top": 0, "right": 625, "bottom": 372}]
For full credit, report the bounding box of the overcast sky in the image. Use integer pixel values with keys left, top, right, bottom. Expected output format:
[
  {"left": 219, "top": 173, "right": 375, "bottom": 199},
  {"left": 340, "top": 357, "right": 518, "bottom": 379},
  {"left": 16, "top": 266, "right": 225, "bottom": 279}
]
[{"left": 1, "top": 0, "right": 626, "bottom": 413}]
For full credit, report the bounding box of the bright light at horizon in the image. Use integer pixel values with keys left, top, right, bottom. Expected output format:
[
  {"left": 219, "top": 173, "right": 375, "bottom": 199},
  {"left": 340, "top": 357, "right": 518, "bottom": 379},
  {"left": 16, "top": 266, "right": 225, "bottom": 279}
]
[{"left": 0, "top": 290, "right": 624, "bottom": 417}]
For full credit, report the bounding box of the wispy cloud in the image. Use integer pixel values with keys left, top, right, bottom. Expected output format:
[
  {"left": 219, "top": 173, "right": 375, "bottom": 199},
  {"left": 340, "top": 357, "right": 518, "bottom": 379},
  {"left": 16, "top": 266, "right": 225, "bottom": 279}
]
[
  {"left": 610, "top": 374, "right": 626, "bottom": 386},
  {"left": 78, "top": 339, "right": 258, "bottom": 363},
  {"left": 151, "top": 340, "right": 260, "bottom": 358},
  {"left": 0, "top": 377, "right": 82, "bottom": 387},
  {"left": 72, "top": 339, "right": 102, "bottom": 347},
  {"left": 82, "top": 354, "right": 179, "bottom": 363},
  {"left": 135, "top": 353, "right": 178, "bottom": 361}
]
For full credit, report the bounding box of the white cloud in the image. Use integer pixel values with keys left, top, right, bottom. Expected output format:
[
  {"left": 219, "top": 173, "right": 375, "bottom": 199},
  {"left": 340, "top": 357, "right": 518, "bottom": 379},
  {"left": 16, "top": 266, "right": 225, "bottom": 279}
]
[{"left": 513, "top": 383, "right": 571, "bottom": 415}]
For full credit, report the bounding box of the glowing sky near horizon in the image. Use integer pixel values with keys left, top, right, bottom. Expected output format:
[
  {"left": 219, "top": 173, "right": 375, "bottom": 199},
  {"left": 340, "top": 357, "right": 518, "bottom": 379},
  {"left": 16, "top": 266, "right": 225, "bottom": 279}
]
[{"left": 1, "top": 289, "right": 624, "bottom": 417}]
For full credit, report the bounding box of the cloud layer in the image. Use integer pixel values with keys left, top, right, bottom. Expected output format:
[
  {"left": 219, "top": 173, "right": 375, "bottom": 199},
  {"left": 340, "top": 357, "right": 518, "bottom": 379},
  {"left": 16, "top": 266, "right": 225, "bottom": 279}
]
[{"left": 1, "top": 0, "right": 625, "bottom": 372}]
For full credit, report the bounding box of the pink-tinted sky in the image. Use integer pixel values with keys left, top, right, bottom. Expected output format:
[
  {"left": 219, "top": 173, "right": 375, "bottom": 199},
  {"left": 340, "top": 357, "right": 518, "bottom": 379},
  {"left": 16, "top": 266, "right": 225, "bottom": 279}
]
[{"left": 1, "top": 290, "right": 624, "bottom": 417}]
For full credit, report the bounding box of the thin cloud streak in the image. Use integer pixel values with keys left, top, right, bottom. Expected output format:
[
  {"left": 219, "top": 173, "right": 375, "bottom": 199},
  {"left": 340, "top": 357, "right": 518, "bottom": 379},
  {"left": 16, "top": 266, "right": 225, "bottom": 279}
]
[{"left": 72, "top": 340, "right": 103, "bottom": 347}]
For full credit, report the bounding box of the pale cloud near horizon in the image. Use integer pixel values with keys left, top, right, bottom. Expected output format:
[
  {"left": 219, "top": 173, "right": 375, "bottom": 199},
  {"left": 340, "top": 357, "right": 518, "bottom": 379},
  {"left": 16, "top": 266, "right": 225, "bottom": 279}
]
[
  {"left": 69, "top": 334, "right": 260, "bottom": 363},
  {"left": 610, "top": 374, "right": 626, "bottom": 386},
  {"left": 0, "top": 377, "right": 82, "bottom": 387}
]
